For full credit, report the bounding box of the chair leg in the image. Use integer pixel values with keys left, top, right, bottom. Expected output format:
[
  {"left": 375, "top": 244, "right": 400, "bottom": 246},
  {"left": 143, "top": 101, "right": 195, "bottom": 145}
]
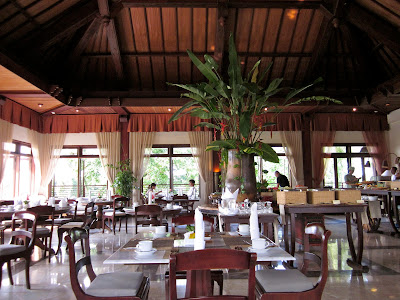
[
  {"left": 48, "top": 233, "right": 53, "bottom": 262},
  {"left": 7, "top": 261, "right": 13, "bottom": 285},
  {"left": 56, "top": 228, "right": 64, "bottom": 255},
  {"left": 119, "top": 218, "right": 122, "bottom": 232},
  {"left": 0, "top": 262, "right": 3, "bottom": 288},
  {"left": 126, "top": 217, "right": 128, "bottom": 233},
  {"left": 25, "top": 257, "right": 31, "bottom": 289},
  {"left": 102, "top": 217, "right": 106, "bottom": 233},
  {"left": 81, "top": 239, "right": 85, "bottom": 255},
  {"left": 43, "top": 236, "right": 48, "bottom": 260},
  {"left": 113, "top": 218, "right": 116, "bottom": 235}
]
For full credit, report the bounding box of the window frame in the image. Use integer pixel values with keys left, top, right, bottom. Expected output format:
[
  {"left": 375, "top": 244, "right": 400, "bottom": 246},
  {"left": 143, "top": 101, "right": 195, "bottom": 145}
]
[
  {"left": 51, "top": 145, "right": 108, "bottom": 197},
  {"left": 322, "top": 143, "right": 373, "bottom": 188},
  {"left": 143, "top": 144, "right": 200, "bottom": 194}
]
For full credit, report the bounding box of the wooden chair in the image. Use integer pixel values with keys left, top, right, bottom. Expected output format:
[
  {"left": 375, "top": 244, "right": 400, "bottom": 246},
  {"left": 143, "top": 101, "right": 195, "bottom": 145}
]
[
  {"left": 169, "top": 249, "right": 256, "bottom": 300},
  {"left": 65, "top": 227, "right": 150, "bottom": 300},
  {"left": 255, "top": 223, "right": 331, "bottom": 300},
  {"left": 134, "top": 205, "right": 166, "bottom": 234},
  {"left": 171, "top": 214, "right": 215, "bottom": 233},
  {"left": 0, "top": 211, "right": 37, "bottom": 289},
  {"left": 56, "top": 202, "right": 96, "bottom": 255},
  {"left": 102, "top": 197, "right": 129, "bottom": 234},
  {"left": 173, "top": 195, "right": 194, "bottom": 213},
  {"left": 27, "top": 205, "right": 55, "bottom": 262},
  {"left": 169, "top": 214, "right": 223, "bottom": 296}
]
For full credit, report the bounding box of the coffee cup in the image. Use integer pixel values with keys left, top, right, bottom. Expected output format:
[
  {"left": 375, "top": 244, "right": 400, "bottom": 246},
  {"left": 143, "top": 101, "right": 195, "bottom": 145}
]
[
  {"left": 238, "top": 224, "right": 250, "bottom": 234},
  {"left": 166, "top": 203, "right": 173, "bottom": 209},
  {"left": 155, "top": 226, "right": 166, "bottom": 234},
  {"left": 252, "top": 238, "right": 267, "bottom": 249},
  {"left": 137, "top": 240, "right": 153, "bottom": 252},
  {"left": 7, "top": 205, "right": 14, "bottom": 211}
]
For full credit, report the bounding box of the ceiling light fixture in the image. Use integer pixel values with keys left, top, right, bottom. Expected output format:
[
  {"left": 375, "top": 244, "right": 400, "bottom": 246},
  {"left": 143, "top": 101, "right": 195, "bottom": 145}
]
[
  {"left": 75, "top": 109, "right": 79, "bottom": 112},
  {"left": 386, "top": 103, "right": 390, "bottom": 106},
  {"left": 51, "top": 111, "right": 55, "bottom": 115},
  {"left": 168, "top": 108, "right": 172, "bottom": 112},
  {"left": 38, "top": 103, "right": 43, "bottom": 107},
  {"left": 264, "top": 107, "right": 268, "bottom": 111},
  {"left": 352, "top": 107, "right": 357, "bottom": 112}
]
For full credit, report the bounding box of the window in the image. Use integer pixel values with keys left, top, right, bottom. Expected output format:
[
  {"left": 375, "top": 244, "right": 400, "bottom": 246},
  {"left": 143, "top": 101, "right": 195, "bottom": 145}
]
[
  {"left": 323, "top": 144, "right": 373, "bottom": 188},
  {"left": 254, "top": 145, "right": 290, "bottom": 188},
  {"left": 0, "top": 140, "right": 33, "bottom": 199},
  {"left": 51, "top": 146, "right": 108, "bottom": 198},
  {"left": 143, "top": 145, "right": 200, "bottom": 196}
]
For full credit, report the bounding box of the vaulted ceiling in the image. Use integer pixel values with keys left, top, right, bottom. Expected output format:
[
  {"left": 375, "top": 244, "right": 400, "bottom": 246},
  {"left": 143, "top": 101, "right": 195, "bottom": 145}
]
[{"left": 0, "top": 0, "right": 399, "bottom": 116}]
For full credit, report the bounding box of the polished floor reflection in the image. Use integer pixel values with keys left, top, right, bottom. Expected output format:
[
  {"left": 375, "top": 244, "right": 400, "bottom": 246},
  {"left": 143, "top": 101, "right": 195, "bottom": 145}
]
[{"left": 1, "top": 215, "right": 400, "bottom": 299}]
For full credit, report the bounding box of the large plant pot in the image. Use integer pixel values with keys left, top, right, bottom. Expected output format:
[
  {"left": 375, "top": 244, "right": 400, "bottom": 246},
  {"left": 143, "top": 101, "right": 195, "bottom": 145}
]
[
  {"left": 225, "top": 149, "right": 257, "bottom": 201},
  {"left": 225, "top": 149, "right": 241, "bottom": 194}
]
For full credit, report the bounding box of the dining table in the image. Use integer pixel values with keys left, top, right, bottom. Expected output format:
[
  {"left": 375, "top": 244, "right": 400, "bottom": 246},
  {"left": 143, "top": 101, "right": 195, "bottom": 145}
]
[
  {"left": 104, "top": 230, "right": 294, "bottom": 297},
  {"left": 0, "top": 205, "right": 72, "bottom": 256},
  {"left": 282, "top": 203, "right": 368, "bottom": 272}
]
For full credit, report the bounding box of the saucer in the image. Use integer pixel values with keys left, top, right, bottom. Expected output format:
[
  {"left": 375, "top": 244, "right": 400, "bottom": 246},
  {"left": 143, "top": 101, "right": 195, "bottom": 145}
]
[
  {"left": 247, "top": 246, "right": 270, "bottom": 254},
  {"left": 135, "top": 248, "right": 157, "bottom": 256},
  {"left": 238, "top": 231, "right": 250, "bottom": 236}
]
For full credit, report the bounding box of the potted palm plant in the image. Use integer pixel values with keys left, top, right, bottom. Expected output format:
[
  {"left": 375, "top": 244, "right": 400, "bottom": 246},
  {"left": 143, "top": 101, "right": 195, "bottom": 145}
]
[
  {"left": 107, "top": 159, "right": 136, "bottom": 199},
  {"left": 168, "top": 35, "right": 340, "bottom": 200}
]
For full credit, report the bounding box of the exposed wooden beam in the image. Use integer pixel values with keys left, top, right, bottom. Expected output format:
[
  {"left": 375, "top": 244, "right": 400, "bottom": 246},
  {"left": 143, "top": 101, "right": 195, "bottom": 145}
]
[
  {"left": 68, "top": 17, "right": 103, "bottom": 66},
  {"left": 8, "top": 0, "right": 41, "bottom": 29},
  {"left": 98, "top": 0, "right": 125, "bottom": 80},
  {"left": 122, "top": 0, "right": 323, "bottom": 9},
  {"left": 345, "top": 3, "right": 400, "bottom": 53},
  {"left": 214, "top": 1, "right": 228, "bottom": 67},
  {"left": 35, "top": 1, "right": 101, "bottom": 50},
  {"left": 0, "top": 91, "right": 52, "bottom": 98},
  {"left": 112, "top": 106, "right": 129, "bottom": 115},
  {"left": 81, "top": 51, "right": 313, "bottom": 58}
]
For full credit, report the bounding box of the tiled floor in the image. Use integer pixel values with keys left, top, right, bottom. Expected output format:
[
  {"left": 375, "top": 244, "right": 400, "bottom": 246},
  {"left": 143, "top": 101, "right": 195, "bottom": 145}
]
[{"left": 1, "top": 216, "right": 400, "bottom": 299}]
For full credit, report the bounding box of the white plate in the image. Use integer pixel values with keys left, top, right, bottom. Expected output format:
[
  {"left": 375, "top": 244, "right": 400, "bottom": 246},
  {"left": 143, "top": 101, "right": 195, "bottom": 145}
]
[{"left": 135, "top": 248, "right": 157, "bottom": 256}]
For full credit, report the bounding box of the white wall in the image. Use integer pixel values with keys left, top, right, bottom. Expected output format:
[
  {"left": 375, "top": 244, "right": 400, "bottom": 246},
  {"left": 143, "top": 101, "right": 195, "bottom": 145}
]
[
  {"left": 334, "top": 131, "right": 365, "bottom": 143},
  {"left": 64, "top": 133, "right": 97, "bottom": 145},
  {"left": 12, "top": 124, "right": 31, "bottom": 143},
  {"left": 153, "top": 132, "right": 190, "bottom": 144}
]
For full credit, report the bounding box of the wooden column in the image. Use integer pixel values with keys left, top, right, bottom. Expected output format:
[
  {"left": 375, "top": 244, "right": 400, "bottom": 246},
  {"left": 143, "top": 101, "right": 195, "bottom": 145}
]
[
  {"left": 302, "top": 115, "right": 313, "bottom": 188},
  {"left": 120, "top": 122, "right": 129, "bottom": 161}
]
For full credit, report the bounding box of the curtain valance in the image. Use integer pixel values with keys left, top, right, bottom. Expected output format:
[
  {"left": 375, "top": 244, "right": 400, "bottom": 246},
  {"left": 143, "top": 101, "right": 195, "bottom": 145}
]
[
  {"left": 42, "top": 115, "right": 120, "bottom": 133},
  {"left": 311, "top": 113, "right": 389, "bottom": 131},
  {"left": 256, "top": 113, "right": 303, "bottom": 131},
  {"left": 127, "top": 114, "right": 209, "bottom": 132},
  {"left": 0, "top": 99, "right": 41, "bottom": 132}
]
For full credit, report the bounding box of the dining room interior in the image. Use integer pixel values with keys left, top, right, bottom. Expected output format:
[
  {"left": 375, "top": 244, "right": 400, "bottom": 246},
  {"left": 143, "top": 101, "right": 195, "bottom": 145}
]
[{"left": 1, "top": 0, "right": 400, "bottom": 299}]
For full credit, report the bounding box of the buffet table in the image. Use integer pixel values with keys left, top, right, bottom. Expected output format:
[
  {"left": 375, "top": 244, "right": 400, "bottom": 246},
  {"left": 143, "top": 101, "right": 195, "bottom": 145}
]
[{"left": 283, "top": 203, "right": 368, "bottom": 271}]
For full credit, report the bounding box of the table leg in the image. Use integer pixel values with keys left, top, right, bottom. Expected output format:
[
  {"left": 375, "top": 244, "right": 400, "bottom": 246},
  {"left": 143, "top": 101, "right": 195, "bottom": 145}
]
[
  {"left": 345, "top": 212, "right": 368, "bottom": 272},
  {"left": 391, "top": 195, "right": 400, "bottom": 228},
  {"left": 283, "top": 219, "right": 289, "bottom": 253},
  {"left": 289, "top": 213, "right": 296, "bottom": 266},
  {"left": 384, "top": 195, "right": 399, "bottom": 234}
]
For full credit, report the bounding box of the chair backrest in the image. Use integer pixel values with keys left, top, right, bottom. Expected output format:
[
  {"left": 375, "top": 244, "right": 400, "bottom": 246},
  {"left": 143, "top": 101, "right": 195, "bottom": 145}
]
[
  {"left": 83, "top": 202, "right": 96, "bottom": 229},
  {"left": 10, "top": 211, "right": 37, "bottom": 252},
  {"left": 0, "top": 200, "right": 14, "bottom": 206},
  {"left": 68, "top": 199, "right": 78, "bottom": 219},
  {"left": 110, "top": 196, "right": 130, "bottom": 216},
  {"left": 171, "top": 214, "right": 215, "bottom": 233},
  {"left": 65, "top": 227, "right": 97, "bottom": 299},
  {"left": 135, "top": 204, "right": 162, "bottom": 216},
  {"left": 155, "top": 198, "right": 168, "bottom": 206},
  {"left": 169, "top": 249, "right": 256, "bottom": 300},
  {"left": 28, "top": 205, "right": 55, "bottom": 227},
  {"left": 300, "top": 223, "right": 331, "bottom": 293}
]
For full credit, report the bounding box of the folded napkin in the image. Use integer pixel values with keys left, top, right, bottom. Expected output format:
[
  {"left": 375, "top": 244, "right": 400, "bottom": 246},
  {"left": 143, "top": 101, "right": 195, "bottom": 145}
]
[
  {"left": 250, "top": 203, "right": 260, "bottom": 240},
  {"left": 194, "top": 208, "right": 205, "bottom": 250},
  {"left": 221, "top": 188, "right": 239, "bottom": 200}
]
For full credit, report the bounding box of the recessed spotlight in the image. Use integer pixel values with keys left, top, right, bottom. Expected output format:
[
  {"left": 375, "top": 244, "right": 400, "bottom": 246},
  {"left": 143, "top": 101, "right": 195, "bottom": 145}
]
[
  {"left": 240, "top": 61, "right": 245, "bottom": 65},
  {"left": 38, "top": 103, "right": 43, "bottom": 107},
  {"left": 75, "top": 109, "right": 79, "bottom": 112},
  {"left": 168, "top": 108, "right": 172, "bottom": 112},
  {"left": 352, "top": 107, "right": 357, "bottom": 112},
  {"left": 51, "top": 111, "right": 55, "bottom": 115},
  {"left": 374, "top": 110, "right": 378, "bottom": 113},
  {"left": 264, "top": 107, "right": 268, "bottom": 111},
  {"left": 386, "top": 103, "right": 390, "bottom": 106}
]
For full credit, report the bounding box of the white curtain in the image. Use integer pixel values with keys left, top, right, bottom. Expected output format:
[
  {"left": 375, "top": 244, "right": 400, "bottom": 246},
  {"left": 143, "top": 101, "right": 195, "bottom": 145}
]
[
  {"left": 95, "top": 132, "right": 121, "bottom": 191},
  {"left": 31, "top": 131, "right": 66, "bottom": 197},
  {"left": 189, "top": 131, "right": 213, "bottom": 204},
  {"left": 280, "top": 131, "right": 304, "bottom": 186},
  {"left": 129, "top": 132, "right": 155, "bottom": 202},
  {"left": 0, "top": 119, "right": 13, "bottom": 185}
]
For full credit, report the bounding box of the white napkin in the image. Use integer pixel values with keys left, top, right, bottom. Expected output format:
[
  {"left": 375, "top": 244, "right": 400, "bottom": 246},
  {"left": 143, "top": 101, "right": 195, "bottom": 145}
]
[
  {"left": 250, "top": 203, "right": 260, "bottom": 240},
  {"left": 194, "top": 208, "right": 205, "bottom": 250},
  {"left": 221, "top": 188, "right": 239, "bottom": 200},
  {"left": 148, "top": 191, "right": 153, "bottom": 204}
]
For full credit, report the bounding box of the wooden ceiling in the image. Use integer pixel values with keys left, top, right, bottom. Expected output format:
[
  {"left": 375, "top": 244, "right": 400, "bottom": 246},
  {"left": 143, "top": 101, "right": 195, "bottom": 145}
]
[{"left": 0, "top": 0, "right": 399, "bottom": 116}]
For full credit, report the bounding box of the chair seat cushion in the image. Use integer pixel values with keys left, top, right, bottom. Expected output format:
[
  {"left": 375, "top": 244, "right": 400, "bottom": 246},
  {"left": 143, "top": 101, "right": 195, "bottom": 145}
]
[
  {"left": 85, "top": 272, "right": 144, "bottom": 297},
  {"left": 50, "top": 218, "right": 72, "bottom": 224},
  {"left": 256, "top": 269, "right": 314, "bottom": 293},
  {"left": 0, "top": 244, "right": 26, "bottom": 255},
  {"left": 102, "top": 208, "right": 114, "bottom": 213},
  {"left": 104, "top": 211, "right": 126, "bottom": 217},
  {"left": 28, "top": 227, "right": 51, "bottom": 235},
  {"left": 2, "top": 219, "right": 22, "bottom": 226},
  {"left": 60, "top": 222, "right": 85, "bottom": 229}
]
